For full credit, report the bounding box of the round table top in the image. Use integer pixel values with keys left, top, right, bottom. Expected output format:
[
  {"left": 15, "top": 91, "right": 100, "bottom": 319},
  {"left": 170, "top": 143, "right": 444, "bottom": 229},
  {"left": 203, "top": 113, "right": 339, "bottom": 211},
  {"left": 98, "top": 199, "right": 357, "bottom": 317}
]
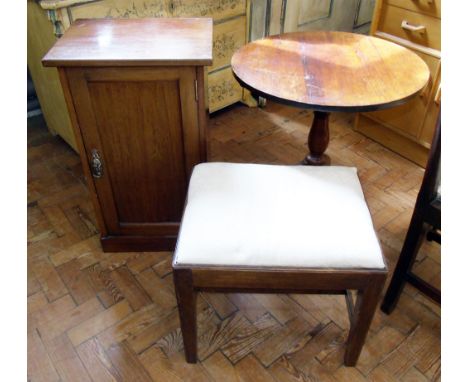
[{"left": 231, "top": 31, "right": 430, "bottom": 112}]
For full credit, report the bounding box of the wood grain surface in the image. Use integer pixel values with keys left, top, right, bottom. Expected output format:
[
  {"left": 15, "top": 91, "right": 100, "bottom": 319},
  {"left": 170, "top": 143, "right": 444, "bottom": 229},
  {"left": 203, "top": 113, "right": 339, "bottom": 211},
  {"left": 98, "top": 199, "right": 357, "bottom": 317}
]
[
  {"left": 42, "top": 18, "right": 213, "bottom": 67},
  {"left": 231, "top": 31, "right": 430, "bottom": 112},
  {"left": 27, "top": 102, "right": 440, "bottom": 381}
]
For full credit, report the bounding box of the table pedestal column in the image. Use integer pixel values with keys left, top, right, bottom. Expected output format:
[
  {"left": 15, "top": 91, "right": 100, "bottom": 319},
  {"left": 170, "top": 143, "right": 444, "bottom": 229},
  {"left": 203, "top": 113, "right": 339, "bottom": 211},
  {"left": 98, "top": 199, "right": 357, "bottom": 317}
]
[{"left": 302, "top": 111, "right": 331, "bottom": 165}]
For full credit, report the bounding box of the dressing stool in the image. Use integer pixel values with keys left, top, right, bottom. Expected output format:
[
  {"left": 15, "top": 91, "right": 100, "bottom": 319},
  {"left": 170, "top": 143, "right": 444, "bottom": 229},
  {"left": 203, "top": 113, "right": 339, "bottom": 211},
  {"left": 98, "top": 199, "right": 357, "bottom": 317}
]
[{"left": 172, "top": 163, "right": 387, "bottom": 366}]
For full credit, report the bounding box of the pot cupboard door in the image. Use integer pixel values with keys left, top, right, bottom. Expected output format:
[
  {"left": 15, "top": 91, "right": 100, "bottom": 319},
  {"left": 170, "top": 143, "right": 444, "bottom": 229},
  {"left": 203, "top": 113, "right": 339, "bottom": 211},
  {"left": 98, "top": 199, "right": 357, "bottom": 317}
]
[{"left": 65, "top": 67, "right": 200, "bottom": 237}]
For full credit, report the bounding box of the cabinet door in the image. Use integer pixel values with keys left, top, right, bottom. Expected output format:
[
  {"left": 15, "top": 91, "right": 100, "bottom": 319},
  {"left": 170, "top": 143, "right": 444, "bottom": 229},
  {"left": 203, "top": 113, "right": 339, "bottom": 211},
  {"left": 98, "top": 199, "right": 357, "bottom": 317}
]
[
  {"left": 419, "top": 71, "right": 441, "bottom": 147},
  {"left": 365, "top": 49, "right": 440, "bottom": 139},
  {"left": 269, "top": 0, "right": 359, "bottom": 34},
  {"left": 284, "top": 0, "right": 332, "bottom": 32},
  {"left": 355, "top": 0, "right": 376, "bottom": 27},
  {"left": 66, "top": 67, "right": 200, "bottom": 237}
]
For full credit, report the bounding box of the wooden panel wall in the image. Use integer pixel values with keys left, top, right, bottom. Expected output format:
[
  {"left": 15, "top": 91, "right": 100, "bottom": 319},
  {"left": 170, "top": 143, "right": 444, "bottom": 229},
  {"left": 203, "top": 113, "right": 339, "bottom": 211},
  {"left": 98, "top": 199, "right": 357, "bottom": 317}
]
[{"left": 252, "top": 0, "right": 376, "bottom": 37}]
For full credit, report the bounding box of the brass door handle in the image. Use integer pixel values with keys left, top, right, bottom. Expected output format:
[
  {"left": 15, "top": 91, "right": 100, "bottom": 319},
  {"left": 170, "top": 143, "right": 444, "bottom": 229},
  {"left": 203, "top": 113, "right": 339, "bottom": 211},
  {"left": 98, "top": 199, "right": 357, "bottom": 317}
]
[{"left": 90, "top": 149, "right": 104, "bottom": 178}]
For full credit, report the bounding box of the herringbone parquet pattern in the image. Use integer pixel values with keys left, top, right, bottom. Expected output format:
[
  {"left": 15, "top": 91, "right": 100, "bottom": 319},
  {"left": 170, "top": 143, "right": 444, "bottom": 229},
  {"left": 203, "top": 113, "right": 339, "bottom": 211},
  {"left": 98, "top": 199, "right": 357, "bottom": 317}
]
[{"left": 27, "top": 102, "right": 440, "bottom": 382}]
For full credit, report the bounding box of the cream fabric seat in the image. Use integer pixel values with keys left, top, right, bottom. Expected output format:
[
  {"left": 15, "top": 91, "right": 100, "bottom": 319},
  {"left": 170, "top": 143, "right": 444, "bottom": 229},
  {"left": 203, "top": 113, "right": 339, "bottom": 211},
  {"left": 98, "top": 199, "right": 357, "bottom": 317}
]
[{"left": 174, "top": 163, "right": 385, "bottom": 269}]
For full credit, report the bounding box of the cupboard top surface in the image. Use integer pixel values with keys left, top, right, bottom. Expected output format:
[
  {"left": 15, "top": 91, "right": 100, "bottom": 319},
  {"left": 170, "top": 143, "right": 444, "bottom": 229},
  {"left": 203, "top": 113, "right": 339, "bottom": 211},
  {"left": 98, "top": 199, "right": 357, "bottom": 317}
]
[{"left": 42, "top": 18, "right": 213, "bottom": 67}]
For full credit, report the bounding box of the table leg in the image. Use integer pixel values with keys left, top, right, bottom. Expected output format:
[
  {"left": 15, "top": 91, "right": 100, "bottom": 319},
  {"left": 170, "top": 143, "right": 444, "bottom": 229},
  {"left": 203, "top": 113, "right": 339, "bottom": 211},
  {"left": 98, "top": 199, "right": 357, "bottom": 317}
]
[{"left": 302, "top": 111, "right": 331, "bottom": 165}]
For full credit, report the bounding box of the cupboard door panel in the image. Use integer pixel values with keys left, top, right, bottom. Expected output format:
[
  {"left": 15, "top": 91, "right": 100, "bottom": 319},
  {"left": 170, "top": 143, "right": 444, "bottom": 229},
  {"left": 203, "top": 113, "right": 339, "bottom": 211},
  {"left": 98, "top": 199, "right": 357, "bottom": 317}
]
[
  {"left": 66, "top": 68, "right": 121, "bottom": 234},
  {"left": 88, "top": 80, "right": 187, "bottom": 223},
  {"left": 67, "top": 67, "right": 197, "bottom": 235}
]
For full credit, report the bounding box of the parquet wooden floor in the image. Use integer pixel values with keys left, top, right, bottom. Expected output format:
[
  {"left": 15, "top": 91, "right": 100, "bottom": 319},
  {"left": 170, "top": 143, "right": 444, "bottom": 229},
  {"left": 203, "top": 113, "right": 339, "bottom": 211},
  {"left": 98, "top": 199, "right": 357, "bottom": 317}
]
[{"left": 27, "top": 102, "right": 441, "bottom": 382}]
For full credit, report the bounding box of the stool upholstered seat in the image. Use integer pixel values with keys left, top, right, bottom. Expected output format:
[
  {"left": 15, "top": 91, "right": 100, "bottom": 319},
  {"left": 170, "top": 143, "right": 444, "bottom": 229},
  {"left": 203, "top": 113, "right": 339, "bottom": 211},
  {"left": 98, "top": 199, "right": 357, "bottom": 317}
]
[
  {"left": 174, "top": 162, "right": 385, "bottom": 269},
  {"left": 172, "top": 162, "right": 387, "bottom": 366}
]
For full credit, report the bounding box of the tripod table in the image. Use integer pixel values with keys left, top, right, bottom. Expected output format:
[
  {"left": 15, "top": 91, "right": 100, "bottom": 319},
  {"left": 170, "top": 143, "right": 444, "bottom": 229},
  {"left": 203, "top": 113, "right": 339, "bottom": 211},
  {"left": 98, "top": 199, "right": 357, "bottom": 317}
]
[{"left": 231, "top": 31, "right": 430, "bottom": 165}]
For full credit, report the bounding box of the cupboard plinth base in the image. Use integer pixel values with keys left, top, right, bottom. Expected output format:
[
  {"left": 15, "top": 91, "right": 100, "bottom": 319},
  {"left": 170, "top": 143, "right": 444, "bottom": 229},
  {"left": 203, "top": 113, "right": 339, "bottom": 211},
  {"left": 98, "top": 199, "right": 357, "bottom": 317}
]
[{"left": 100, "top": 235, "right": 177, "bottom": 252}]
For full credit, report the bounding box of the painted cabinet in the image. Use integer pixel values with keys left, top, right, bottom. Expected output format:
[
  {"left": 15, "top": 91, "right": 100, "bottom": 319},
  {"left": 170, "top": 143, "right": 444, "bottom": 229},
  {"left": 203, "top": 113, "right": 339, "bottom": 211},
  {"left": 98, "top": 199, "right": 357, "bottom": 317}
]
[
  {"left": 27, "top": 0, "right": 77, "bottom": 149},
  {"left": 354, "top": 0, "right": 441, "bottom": 166}
]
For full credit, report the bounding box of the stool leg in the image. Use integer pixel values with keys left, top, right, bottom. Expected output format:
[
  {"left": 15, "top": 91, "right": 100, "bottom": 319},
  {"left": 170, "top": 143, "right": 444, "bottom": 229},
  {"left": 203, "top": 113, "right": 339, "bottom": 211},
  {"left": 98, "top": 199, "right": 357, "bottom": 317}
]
[
  {"left": 173, "top": 268, "right": 198, "bottom": 363},
  {"left": 344, "top": 276, "right": 386, "bottom": 366}
]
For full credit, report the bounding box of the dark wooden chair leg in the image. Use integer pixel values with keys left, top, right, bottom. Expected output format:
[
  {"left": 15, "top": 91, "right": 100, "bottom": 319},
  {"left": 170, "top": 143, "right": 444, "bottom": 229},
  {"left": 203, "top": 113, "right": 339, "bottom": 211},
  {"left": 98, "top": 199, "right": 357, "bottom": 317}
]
[
  {"left": 380, "top": 219, "right": 429, "bottom": 314},
  {"left": 173, "top": 268, "right": 198, "bottom": 363},
  {"left": 380, "top": 115, "right": 440, "bottom": 313},
  {"left": 344, "top": 277, "right": 386, "bottom": 366}
]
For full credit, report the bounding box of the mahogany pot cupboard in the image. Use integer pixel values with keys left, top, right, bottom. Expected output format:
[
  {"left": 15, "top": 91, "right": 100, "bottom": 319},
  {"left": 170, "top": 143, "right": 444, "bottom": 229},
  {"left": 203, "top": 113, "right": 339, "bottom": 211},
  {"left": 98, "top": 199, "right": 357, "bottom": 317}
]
[{"left": 42, "top": 18, "right": 213, "bottom": 252}]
